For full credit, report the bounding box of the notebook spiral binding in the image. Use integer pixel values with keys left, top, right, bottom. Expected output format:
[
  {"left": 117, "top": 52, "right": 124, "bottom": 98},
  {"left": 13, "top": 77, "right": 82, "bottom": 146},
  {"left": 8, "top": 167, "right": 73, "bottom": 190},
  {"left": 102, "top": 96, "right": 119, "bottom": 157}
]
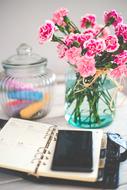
[{"left": 31, "top": 125, "right": 58, "bottom": 175}]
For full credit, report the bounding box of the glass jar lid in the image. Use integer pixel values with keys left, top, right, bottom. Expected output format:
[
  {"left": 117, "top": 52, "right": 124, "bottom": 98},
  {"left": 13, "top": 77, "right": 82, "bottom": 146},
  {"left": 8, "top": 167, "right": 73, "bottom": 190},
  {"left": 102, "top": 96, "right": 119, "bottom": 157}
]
[{"left": 2, "top": 43, "right": 47, "bottom": 69}]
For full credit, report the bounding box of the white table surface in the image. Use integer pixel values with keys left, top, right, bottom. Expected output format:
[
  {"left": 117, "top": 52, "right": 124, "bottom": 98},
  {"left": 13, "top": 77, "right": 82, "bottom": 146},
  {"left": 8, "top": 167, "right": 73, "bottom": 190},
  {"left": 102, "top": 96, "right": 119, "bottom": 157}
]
[{"left": 0, "top": 82, "right": 127, "bottom": 190}]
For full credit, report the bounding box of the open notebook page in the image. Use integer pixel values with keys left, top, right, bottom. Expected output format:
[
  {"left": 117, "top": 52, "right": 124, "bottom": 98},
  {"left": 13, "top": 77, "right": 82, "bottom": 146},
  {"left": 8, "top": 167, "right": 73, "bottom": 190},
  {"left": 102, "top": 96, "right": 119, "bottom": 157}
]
[
  {"left": 0, "top": 118, "right": 55, "bottom": 174},
  {"left": 37, "top": 128, "right": 103, "bottom": 182}
]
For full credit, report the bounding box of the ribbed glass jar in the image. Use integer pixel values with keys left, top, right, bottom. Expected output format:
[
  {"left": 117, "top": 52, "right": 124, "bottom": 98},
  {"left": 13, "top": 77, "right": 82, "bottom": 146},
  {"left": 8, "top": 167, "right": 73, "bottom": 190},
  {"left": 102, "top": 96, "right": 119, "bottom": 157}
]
[{"left": 0, "top": 43, "right": 56, "bottom": 120}]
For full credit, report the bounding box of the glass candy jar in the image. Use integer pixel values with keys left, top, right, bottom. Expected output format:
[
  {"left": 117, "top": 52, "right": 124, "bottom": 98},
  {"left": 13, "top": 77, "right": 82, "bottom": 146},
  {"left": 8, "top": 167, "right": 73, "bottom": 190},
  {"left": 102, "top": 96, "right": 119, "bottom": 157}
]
[{"left": 0, "top": 43, "right": 56, "bottom": 120}]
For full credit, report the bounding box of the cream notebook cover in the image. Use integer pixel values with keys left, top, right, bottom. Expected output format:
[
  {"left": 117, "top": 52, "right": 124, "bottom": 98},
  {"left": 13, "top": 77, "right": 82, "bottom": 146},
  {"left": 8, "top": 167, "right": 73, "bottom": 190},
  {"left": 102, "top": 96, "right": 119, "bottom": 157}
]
[{"left": 0, "top": 118, "right": 103, "bottom": 182}]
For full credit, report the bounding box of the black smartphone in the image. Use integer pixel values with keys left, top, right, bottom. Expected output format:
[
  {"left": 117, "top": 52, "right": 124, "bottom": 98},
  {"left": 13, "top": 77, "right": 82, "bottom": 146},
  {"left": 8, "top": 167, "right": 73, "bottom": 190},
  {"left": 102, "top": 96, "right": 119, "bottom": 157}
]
[
  {"left": 51, "top": 130, "right": 93, "bottom": 172},
  {"left": 0, "top": 119, "right": 8, "bottom": 129}
]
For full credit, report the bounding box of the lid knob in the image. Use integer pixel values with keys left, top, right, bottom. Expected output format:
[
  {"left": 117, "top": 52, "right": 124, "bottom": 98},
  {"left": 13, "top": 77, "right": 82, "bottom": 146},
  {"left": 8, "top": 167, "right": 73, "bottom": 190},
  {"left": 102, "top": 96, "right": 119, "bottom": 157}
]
[
  {"left": 16, "top": 43, "right": 32, "bottom": 55},
  {"left": 2, "top": 43, "right": 47, "bottom": 69}
]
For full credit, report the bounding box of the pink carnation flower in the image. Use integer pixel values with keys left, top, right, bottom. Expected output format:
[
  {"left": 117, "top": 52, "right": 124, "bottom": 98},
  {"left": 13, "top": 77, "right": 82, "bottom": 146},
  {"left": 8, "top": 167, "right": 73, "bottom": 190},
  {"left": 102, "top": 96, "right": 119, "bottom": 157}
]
[
  {"left": 76, "top": 56, "right": 96, "bottom": 78},
  {"left": 110, "top": 65, "right": 127, "bottom": 78},
  {"left": 57, "top": 43, "right": 68, "bottom": 58},
  {"left": 39, "top": 20, "right": 55, "bottom": 44},
  {"left": 83, "top": 28, "right": 96, "bottom": 36},
  {"left": 64, "top": 33, "right": 79, "bottom": 47},
  {"left": 114, "top": 51, "right": 127, "bottom": 65},
  {"left": 82, "top": 28, "right": 96, "bottom": 40},
  {"left": 83, "top": 39, "right": 106, "bottom": 57},
  {"left": 65, "top": 47, "right": 81, "bottom": 65},
  {"left": 52, "top": 8, "right": 69, "bottom": 27},
  {"left": 115, "top": 24, "right": 127, "bottom": 43},
  {"left": 77, "top": 30, "right": 95, "bottom": 46},
  {"left": 65, "top": 30, "right": 95, "bottom": 47},
  {"left": 77, "top": 33, "right": 93, "bottom": 46},
  {"left": 105, "top": 35, "right": 119, "bottom": 52},
  {"left": 104, "top": 10, "right": 123, "bottom": 27},
  {"left": 94, "top": 24, "right": 110, "bottom": 38},
  {"left": 80, "top": 14, "right": 96, "bottom": 28}
]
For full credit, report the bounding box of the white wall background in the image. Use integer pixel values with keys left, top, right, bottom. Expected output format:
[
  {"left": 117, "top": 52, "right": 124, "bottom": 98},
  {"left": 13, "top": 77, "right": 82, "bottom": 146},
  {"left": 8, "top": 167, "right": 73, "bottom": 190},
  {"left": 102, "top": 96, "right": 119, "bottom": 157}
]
[{"left": 0, "top": 0, "right": 127, "bottom": 75}]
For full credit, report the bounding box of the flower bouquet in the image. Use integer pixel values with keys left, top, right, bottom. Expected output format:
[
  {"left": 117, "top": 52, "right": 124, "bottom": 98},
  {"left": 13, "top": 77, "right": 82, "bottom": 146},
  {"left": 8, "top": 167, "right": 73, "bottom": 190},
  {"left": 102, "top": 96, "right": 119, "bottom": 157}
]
[{"left": 39, "top": 8, "right": 127, "bottom": 128}]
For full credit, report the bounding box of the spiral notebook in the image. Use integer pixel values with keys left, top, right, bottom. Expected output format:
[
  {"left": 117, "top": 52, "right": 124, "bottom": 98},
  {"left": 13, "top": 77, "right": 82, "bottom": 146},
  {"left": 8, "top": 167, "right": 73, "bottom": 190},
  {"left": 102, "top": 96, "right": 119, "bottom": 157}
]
[{"left": 0, "top": 118, "right": 104, "bottom": 183}]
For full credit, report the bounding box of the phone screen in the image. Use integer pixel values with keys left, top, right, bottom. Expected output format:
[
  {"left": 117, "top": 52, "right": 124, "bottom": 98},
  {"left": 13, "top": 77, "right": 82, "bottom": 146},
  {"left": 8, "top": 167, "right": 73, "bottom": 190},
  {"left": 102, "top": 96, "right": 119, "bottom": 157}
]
[
  {"left": 0, "top": 119, "right": 8, "bottom": 129},
  {"left": 51, "top": 130, "right": 93, "bottom": 172}
]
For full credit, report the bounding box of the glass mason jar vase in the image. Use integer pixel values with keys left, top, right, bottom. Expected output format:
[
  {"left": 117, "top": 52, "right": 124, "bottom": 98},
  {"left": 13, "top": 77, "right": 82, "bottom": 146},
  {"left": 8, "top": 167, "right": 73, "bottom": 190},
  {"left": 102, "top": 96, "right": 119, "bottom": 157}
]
[
  {"left": 0, "top": 43, "right": 56, "bottom": 120},
  {"left": 65, "top": 65, "right": 117, "bottom": 128}
]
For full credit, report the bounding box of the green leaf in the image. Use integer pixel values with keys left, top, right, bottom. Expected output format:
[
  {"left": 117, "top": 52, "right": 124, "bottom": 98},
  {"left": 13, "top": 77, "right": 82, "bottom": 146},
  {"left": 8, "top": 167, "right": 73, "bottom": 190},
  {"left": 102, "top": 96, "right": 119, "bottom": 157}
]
[
  {"left": 64, "top": 16, "right": 81, "bottom": 34},
  {"left": 81, "top": 48, "right": 87, "bottom": 55},
  {"left": 118, "top": 36, "right": 124, "bottom": 45},
  {"left": 55, "top": 24, "right": 66, "bottom": 34},
  {"left": 107, "top": 17, "right": 115, "bottom": 26},
  {"left": 122, "top": 43, "right": 127, "bottom": 50},
  {"left": 65, "top": 25, "right": 71, "bottom": 34},
  {"left": 64, "top": 16, "right": 71, "bottom": 24},
  {"left": 72, "top": 41, "right": 80, "bottom": 48},
  {"left": 85, "top": 21, "right": 91, "bottom": 28}
]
